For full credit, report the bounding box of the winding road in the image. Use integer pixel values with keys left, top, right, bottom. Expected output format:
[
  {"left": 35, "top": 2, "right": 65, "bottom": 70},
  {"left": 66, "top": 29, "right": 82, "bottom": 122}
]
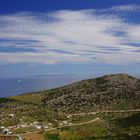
[
  {"left": 67, "top": 109, "right": 140, "bottom": 118},
  {"left": 1, "top": 109, "right": 140, "bottom": 140}
]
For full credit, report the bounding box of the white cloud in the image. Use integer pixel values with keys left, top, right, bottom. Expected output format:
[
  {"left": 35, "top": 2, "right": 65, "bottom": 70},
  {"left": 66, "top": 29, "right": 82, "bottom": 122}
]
[
  {"left": 0, "top": 5, "right": 140, "bottom": 65},
  {"left": 110, "top": 4, "right": 140, "bottom": 12}
]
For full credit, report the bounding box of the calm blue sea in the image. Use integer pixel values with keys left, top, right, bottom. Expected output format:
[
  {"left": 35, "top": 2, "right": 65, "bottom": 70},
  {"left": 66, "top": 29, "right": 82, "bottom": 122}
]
[{"left": 0, "top": 75, "right": 94, "bottom": 97}]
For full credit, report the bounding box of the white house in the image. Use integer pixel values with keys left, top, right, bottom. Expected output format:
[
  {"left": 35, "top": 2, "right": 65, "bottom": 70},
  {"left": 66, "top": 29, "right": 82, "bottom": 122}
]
[
  {"left": 62, "top": 121, "right": 68, "bottom": 125},
  {"left": 9, "top": 114, "right": 14, "bottom": 117},
  {"left": 43, "top": 125, "right": 49, "bottom": 129},
  {"left": 0, "top": 126, "right": 5, "bottom": 129},
  {"left": 59, "top": 121, "right": 68, "bottom": 127},
  {"left": 3, "top": 129, "right": 13, "bottom": 135},
  {"left": 48, "top": 123, "right": 52, "bottom": 126},
  {"left": 34, "top": 125, "right": 42, "bottom": 130},
  {"left": 20, "top": 124, "right": 27, "bottom": 128}
]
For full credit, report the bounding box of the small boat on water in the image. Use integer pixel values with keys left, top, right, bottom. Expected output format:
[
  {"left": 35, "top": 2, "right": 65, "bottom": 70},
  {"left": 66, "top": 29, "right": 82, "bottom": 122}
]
[{"left": 17, "top": 79, "right": 22, "bottom": 82}]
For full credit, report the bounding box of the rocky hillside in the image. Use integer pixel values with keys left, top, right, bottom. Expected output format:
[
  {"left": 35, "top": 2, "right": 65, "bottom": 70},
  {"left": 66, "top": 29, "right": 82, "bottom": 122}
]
[
  {"left": 43, "top": 74, "right": 140, "bottom": 113},
  {"left": 0, "top": 73, "right": 140, "bottom": 127}
]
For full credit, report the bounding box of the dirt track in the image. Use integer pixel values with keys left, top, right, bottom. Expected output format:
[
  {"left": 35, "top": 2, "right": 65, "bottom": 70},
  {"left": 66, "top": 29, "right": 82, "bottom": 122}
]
[
  {"left": 1, "top": 109, "right": 140, "bottom": 140},
  {"left": 67, "top": 109, "right": 140, "bottom": 118}
]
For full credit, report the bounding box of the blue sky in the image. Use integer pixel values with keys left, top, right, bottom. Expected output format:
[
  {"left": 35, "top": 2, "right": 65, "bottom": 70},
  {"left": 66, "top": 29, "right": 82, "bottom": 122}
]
[{"left": 0, "top": 0, "right": 140, "bottom": 77}]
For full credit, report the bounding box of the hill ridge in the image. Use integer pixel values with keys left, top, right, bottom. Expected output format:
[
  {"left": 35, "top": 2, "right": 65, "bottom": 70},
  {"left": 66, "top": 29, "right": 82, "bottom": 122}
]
[{"left": 41, "top": 73, "right": 140, "bottom": 113}]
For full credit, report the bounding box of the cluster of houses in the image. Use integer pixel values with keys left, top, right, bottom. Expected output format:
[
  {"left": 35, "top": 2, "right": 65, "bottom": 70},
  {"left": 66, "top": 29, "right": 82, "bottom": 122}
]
[
  {"left": 29, "top": 121, "right": 52, "bottom": 130},
  {"left": 0, "top": 120, "right": 73, "bottom": 136},
  {"left": 0, "top": 122, "right": 53, "bottom": 135},
  {"left": 0, "top": 113, "right": 73, "bottom": 136},
  {"left": 59, "top": 120, "right": 72, "bottom": 127},
  {"left": 0, "top": 113, "right": 53, "bottom": 136},
  {"left": 0, "top": 126, "right": 13, "bottom": 135}
]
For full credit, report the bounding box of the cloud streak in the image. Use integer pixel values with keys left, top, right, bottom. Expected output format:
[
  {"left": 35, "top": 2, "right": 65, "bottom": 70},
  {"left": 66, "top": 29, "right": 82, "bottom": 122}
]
[{"left": 0, "top": 4, "right": 140, "bottom": 65}]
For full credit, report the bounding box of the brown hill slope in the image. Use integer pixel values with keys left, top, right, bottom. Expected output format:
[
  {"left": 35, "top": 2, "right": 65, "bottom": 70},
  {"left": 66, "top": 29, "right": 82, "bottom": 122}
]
[{"left": 43, "top": 73, "right": 140, "bottom": 113}]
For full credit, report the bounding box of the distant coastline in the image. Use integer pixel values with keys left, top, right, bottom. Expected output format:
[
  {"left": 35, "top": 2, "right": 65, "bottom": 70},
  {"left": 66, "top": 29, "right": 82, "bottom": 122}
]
[{"left": 0, "top": 74, "right": 95, "bottom": 97}]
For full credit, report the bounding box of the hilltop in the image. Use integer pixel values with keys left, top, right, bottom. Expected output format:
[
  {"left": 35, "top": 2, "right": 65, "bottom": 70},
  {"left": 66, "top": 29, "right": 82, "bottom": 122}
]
[{"left": 43, "top": 73, "right": 140, "bottom": 113}]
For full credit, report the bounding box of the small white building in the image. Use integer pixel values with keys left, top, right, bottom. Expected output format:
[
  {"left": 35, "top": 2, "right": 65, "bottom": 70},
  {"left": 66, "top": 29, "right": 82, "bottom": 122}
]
[
  {"left": 19, "top": 118, "right": 23, "bottom": 122},
  {"left": 48, "top": 123, "right": 52, "bottom": 126},
  {"left": 9, "top": 114, "right": 14, "bottom": 117},
  {"left": 33, "top": 122, "right": 38, "bottom": 124},
  {"left": 43, "top": 125, "right": 49, "bottom": 129},
  {"left": 20, "top": 124, "right": 27, "bottom": 128},
  {"left": 59, "top": 121, "right": 68, "bottom": 127},
  {"left": 3, "top": 129, "right": 13, "bottom": 135},
  {"left": 67, "top": 115, "right": 71, "bottom": 119},
  {"left": 34, "top": 125, "right": 42, "bottom": 130},
  {"left": 0, "top": 126, "right": 5, "bottom": 129},
  {"left": 59, "top": 123, "right": 63, "bottom": 127},
  {"left": 62, "top": 121, "right": 68, "bottom": 125}
]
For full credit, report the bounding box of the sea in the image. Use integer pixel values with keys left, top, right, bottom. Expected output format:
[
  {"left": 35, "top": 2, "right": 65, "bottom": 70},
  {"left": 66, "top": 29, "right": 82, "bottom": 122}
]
[{"left": 0, "top": 74, "right": 95, "bottom": 98}]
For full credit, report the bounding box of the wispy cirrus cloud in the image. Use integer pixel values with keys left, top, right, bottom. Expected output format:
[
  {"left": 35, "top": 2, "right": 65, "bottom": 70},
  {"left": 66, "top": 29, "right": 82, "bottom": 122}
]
[{"left": 0, "top": 4, "right": 140, "bottom": 65}]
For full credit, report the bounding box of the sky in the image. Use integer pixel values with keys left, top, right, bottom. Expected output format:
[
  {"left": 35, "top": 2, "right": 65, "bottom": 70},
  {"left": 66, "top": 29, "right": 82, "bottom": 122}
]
[{"left": 0, "top": 0, "right": 140, "bottom": 78}]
